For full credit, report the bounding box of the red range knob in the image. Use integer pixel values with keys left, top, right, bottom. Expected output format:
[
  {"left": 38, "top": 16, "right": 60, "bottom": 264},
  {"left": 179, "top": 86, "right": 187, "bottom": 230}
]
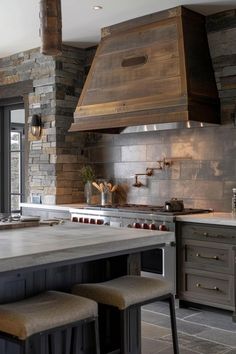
[
  {"left": 149, "top": 223, "right": 157, "bottom": 230},
  {"left": 79, "top": 217, "right": 84, "bottom": 223},
  {"left": 97, "top": 219, "right": 104, "bottom": 225},
  {"left": 133, "top": 222, "right": 141, "bottom": 229},
  {"left": 159, "top": 224, "right": 168, "bottom": 231},
  {"left": 84, "top": 218, "right": 89, "bottom": 224},
  {"left": 90, "top": 219, "right": 96, "bottom": 224},
  {"left": 141, "top": 223, "right": 149, "bottom": 229},
  {"left": 72, "top": 217, "right": 78, "bottom": 222}
]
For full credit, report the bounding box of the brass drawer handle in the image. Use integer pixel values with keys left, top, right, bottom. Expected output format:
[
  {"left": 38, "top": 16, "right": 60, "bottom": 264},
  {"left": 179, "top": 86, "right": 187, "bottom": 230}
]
[
  {"left": 196, "top": 283, "right": 220, "bottom": 291},
  {"left": 196, "top": 253, "right": 219, "bottom": 260},
  {"left": 203, "top": 232, "right": 209, "bottom": 236}
]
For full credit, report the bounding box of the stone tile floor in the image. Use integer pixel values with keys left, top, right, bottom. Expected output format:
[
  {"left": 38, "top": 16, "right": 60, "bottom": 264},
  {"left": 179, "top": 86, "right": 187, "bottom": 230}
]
[{"left": 141, "top": 300, "right": 236, "bottom": 354}]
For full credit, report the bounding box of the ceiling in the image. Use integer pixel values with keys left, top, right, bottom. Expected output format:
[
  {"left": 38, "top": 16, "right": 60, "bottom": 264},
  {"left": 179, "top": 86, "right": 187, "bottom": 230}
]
[{"left": 0, "top": 0, "right": 235, "bottom": 58}]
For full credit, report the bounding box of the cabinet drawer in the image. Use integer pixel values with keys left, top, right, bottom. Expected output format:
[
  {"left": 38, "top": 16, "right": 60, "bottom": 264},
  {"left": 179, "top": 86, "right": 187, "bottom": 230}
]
[
  {"left": 181, "top": 223, "right": 236, "bottom": 244},
  {"left": 183, "top": 240, "right": 234, "bottom": 274},
  {"left": 181, "top": 269, "right": 234, "bottom": 307}
]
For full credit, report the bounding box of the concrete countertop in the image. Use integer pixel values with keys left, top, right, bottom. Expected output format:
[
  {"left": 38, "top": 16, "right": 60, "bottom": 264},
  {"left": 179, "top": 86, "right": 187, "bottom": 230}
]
[
  {"left": 0, "top": 222, "right": 174, "bottom": 273},
  {"left": 176, "top": 212, "right": 236, "bottom": 226}
]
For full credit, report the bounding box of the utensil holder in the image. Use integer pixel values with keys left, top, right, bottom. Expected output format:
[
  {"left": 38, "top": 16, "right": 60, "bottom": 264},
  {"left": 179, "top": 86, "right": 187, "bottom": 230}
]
[{"left": 101, "top": 191, "right": 113, "bottom": 206}]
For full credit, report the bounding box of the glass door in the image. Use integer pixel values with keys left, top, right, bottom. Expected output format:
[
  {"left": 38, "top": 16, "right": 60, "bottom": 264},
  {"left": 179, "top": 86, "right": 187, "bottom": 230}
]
[
  {"left": 11, "top": 125, "right": 25, "bottom": 213},
  {"left": 0, "top": 105, "right": 25, "bottom": 214}
]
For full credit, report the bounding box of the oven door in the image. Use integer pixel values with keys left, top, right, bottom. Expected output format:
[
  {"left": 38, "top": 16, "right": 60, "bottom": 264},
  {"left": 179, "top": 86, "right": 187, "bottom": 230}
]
[{"left": 141, "top": 244, "right": 176, "bottom": 293}]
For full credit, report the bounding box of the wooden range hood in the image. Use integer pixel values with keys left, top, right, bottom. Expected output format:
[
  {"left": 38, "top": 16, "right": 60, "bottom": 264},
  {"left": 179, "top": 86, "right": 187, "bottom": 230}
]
[{"left": 70, "top": 6, "right": 220, "bottom": 133}]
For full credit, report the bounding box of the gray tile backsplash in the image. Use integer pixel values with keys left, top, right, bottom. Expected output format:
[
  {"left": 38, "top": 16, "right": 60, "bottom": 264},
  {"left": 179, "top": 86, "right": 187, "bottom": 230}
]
[{"left": 85, "top": 126, "right": 236, "bottom": 211}]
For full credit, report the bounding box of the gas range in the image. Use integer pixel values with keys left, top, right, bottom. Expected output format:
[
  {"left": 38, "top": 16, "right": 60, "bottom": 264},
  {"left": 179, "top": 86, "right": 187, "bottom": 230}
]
[
  {"left": 70, "top": 204, "right": 212, "bottom": 293},
  {"left": 70, "top": 204, "right": 211, "bottom": 231}
]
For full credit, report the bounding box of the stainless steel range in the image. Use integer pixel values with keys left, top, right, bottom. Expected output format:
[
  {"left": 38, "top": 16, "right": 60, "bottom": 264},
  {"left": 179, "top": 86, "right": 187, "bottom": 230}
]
[{"left": 70, "top": 204, "right": 211, "bottom": 292}]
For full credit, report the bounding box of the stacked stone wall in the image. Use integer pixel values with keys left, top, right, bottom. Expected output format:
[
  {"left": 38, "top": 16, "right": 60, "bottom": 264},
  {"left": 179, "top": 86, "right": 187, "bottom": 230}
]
[{"left": 0, "top": 45, "right": 88, "bottom": 204}]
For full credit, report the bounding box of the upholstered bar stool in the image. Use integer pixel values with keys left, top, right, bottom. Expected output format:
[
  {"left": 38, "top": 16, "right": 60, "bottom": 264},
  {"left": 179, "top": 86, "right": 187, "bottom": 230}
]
[
  {"left": 0, "top": 291, "right": 100, "bottom": 354},
  {"left": 72, "top": 275, "right": 179, "bottom": 354}
]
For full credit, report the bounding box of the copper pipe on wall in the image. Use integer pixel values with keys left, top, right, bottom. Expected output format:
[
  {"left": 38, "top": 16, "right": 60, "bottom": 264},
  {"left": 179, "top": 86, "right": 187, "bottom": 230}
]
[
  {"left": 39, "top": 0, "right": 62, "bottom": 56},
  {"left": 133, "top": 169, "right": 153, "bottom": 187}
]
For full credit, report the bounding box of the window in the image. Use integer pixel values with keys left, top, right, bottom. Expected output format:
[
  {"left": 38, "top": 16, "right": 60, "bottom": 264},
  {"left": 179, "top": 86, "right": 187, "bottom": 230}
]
[{"left": 0, "top": 105, "right": 25, "bottom": 214}]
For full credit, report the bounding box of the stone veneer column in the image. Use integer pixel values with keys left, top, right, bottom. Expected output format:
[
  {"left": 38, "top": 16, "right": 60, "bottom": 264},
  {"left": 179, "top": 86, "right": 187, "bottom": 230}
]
[
  {"left": 0, "top": 45, "right": 88, "bottom": 205},
  {"left": 53, "top": 46, "right": 88, "bottom": 204}
]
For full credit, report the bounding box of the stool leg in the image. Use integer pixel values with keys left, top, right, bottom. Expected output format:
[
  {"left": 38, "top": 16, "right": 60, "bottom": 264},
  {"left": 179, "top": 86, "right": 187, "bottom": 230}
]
[
  {"left": 20, "top": 339, "right": 30, "bottom": 354},
  {"left": 120, "top": 309, "right": 128, "bottom": 354},
  {"left": 94, "top": 318, "right": 100, "bottom": 354},
  {"left": 168, "top": 295, "right": 179, "bottom": 354},
  {"left": 20, "top": 341, "right": 25, "bottom": 354}
]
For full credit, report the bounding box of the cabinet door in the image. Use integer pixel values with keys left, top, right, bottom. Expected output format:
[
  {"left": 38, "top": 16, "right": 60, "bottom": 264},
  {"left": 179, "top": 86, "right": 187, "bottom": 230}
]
[{"left": 182, "top": 239, "right": 234, "bottom": 274}]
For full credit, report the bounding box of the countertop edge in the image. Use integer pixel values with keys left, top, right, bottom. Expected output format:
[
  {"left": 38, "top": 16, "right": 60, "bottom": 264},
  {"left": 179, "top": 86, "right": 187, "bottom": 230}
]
[{"left": 176, "top": 212, "right": 236, "bottom": 226}]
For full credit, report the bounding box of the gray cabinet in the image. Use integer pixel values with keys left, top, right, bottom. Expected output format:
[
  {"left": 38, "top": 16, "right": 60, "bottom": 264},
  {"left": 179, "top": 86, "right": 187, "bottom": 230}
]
[{"left": 176, "top": 222, "right": 236, "bottom": 320}]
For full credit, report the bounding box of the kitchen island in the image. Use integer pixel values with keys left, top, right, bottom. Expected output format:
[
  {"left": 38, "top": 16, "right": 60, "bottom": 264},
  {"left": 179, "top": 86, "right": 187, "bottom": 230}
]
[{"left": 0, "top": 222, "right": 174, "bottom": 354}]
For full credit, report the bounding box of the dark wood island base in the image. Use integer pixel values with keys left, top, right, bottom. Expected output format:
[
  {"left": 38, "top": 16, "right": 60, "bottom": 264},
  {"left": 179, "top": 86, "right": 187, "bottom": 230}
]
[{"left": 0, "top": 254, "right": 141, "bottom": 354}]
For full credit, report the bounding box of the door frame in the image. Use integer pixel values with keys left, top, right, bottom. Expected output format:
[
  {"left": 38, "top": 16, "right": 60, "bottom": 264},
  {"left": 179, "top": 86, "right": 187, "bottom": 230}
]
[{"left": 0, "top": 103, "right": 25, "bottom": 213}]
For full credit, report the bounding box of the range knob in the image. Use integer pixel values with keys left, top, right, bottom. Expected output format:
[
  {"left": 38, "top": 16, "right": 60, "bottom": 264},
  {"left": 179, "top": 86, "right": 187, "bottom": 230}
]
[
  {"left": 133, "top": 222, "right": 141, "bottom": 229},
  {"left": 79, "top": 217, "right": 84, "bottom": 223},
  {"left": 90, "top": 219, "right": 96, "bottom": 224},
  {"left": 84, "top": 218, "right": 89, "bottom": 224},
  {"left": 159, "top": 223, "right": 168, "bottom": 231},
  {"left": 149, "top": 223, "right": 157, "bottom": 230},
  {"left": 72, "top": 217, "right": 78, "bottom": 222},
  {"left": 97, "top": 219, "right": 104, "bottom": 225},
  {"left": 141, "top": 223, "right": 149, "bottom": 229}
]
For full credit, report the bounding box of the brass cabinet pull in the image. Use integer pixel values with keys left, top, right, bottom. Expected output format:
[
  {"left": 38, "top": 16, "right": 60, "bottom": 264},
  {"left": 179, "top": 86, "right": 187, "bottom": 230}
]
[
  {"left": 196, "top": 283, "right": 220, "bottom": 291},
  {"left": 196, "top": 253, "right": 219, "bottom": 260},
  {"left": 203, "top": 232, "right": 209, "bottom": 236}
]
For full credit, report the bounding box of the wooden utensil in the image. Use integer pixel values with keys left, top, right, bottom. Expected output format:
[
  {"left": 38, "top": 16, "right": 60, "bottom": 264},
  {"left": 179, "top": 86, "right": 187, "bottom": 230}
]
[
  {"left": 111, "top": 185, "right": 118, "bottom": 192},
  {"left": 92, "top": 182, "right": 101, "bottom": 192},
  {"left": 107, "top": 183, "right": 112, "bottom": 191}
]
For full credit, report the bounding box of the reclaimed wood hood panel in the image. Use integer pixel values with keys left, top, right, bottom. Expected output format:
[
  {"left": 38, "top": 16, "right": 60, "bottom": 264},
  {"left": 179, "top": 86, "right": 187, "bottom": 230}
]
[{"left": 70, "top": 6, "right": 220, "bottom": 133}]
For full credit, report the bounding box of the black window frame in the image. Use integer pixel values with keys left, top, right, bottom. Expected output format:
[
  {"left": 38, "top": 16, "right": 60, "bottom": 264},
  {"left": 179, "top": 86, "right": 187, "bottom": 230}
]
[
  {"left": 10, "top": 123, "right": 25, "bottom": 213},
  {"left": 0, "top": 103, "right": 25, "bottom": 214}
]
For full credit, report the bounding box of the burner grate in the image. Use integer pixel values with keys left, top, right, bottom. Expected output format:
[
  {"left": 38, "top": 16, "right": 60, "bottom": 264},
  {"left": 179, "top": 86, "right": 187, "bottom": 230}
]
[{"left": 84, "top": 204, "right": 212, "bottom": 216}]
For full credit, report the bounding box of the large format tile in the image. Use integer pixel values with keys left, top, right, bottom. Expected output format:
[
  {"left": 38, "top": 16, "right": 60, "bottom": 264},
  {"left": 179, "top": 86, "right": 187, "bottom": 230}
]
[
  {"left": 142, "top": 300, "right": 236, "bottom": 353},
  {"left": 142, "top": 322, "right": 171, "bottom": 340},
  {"left": 142, "top": 338, "right": 171, "bottom": 354},
  {"left": 185, "top": 310, "right": 236, "bottom": 331},
  {"left": 162, "top": 332, "right": 230, "bottom": 354},
  {"left": 156, "top": 347, "right": 201, "bottom": 354},
  {"left": 197, "top": 328, "right": 236, "bottom": 347},
  {"left": 142, "top": 310, "right": 207, "bottom": 335},
  {"left": 143, "top": 302, "right": 200, "bottom": 320}
]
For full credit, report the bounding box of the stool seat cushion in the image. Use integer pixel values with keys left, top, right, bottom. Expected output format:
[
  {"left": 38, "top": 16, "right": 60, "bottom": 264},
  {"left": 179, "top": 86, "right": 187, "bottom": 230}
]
[
  {"left": 72, "top": 276, "right": 172, "bottom": 310},
  {"left": 0, "top": 291, "right": 97, "bottom": 340}
]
